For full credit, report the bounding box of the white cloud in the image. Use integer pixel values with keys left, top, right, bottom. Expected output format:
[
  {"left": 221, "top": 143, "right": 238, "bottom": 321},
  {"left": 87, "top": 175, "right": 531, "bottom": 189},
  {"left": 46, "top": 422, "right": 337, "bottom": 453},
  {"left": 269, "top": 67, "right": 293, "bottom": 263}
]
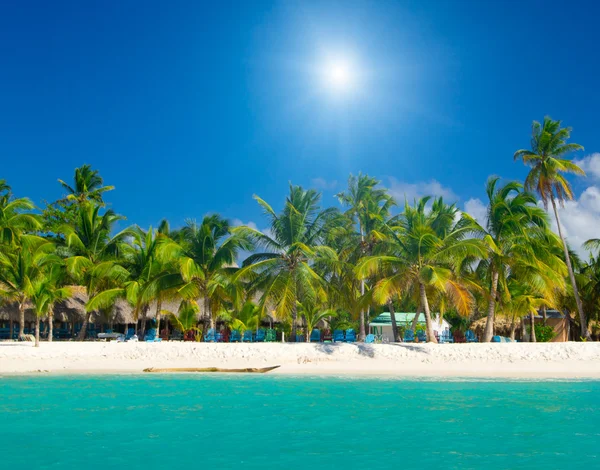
[
  {"left": 231, "top": 219, "right": 258, "bottom": 230},
  {"left": 574, "top": 153, "right": 600, "bottom": 181},
  {"left": 387, "top": 177, "right": 458, "bottom": 203},
  {"left": 550, "top": 185, "right": 600, "bottom": 255},
  {"left": 464, "top": 198, "right": 488, "bottom": 226},
  {"left": 311, "top": 177, "right": 338, "bottom": 191}
]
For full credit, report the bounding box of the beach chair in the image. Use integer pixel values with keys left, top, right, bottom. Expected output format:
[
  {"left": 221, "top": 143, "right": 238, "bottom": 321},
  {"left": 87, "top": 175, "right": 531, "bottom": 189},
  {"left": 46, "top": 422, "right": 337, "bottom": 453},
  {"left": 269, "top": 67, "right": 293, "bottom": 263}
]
[
  {"left": 204, "top": 328, "right": 216, "bottom": 342},
  {"left": 440, "top": 330, "right": 454, "bottom": 344},
  {"left": 295, "top": 334, "right": 305, "bottom": 342},
  {"left": 255, "top": 328, "right": 266, "bottom": 342},
  {"left": 322, "top": 329, "right": 333, "bottom": 342},
  {"left": 242, "top": 330, "right": 253, "bottom": 342},
  {"left": 403, "top": 330, "right": 415, "bottom": 342},
  {"left": 345, "top": 329, "right": 356, "bottom": 343},
  {"left": 125, "top": 327, "right": 136, "bottom": 340},
  {"left": 466, "top": 330, "right": 479, "bottom": 342},
  {"left": 230, "top": 330, "right": 241, "bottom": 342},
  {"left": 145, "top": 328, "right": 162, "bottom": 342},
  {"left": 365, "top": 334, "right": 375, "bottom": 343},
  {"left": 310, "top": 329, "right": 321, "bottom": 342},
  {"left": 333, "top": 329, "right": 345, "bottom": 342},
  {"left": 183, "top": 330, "right": 196, "bottom": 342},
  {"left": 416, "top": 330, "right": 427, "bottom": 342},
  {"left": 266, "top": 329, "right": 277, "bottom": 342}
]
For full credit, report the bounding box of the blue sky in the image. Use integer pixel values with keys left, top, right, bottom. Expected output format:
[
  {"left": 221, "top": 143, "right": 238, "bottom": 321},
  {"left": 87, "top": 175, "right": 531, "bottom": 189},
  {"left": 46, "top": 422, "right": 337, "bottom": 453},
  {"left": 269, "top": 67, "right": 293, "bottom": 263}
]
[{"left": 1, "top": 0, "right": 599, "bottom": 249}]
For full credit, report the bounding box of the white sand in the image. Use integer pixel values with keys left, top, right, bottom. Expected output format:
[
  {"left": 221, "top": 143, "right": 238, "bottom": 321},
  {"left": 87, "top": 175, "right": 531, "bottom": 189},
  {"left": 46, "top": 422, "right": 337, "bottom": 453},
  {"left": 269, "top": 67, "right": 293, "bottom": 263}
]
[{"left": 1, "top": 341, "right": 600, "bottom": 378}]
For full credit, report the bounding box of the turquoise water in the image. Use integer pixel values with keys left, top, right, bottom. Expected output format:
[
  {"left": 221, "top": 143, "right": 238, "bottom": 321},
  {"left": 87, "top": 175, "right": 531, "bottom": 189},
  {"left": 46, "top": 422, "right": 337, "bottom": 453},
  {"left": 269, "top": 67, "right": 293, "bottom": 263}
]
[{"left": 1, "top": 376, "right": 598, "bottom": 469}]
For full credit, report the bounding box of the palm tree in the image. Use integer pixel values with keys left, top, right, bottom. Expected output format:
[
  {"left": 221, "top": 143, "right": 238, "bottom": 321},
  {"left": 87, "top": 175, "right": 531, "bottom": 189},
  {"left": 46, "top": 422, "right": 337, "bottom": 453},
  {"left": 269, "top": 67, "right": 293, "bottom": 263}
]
[
  {"left": 235, "top": 185, "right": 339, "bottom": 341},
  {"left": 60, "top": 204, "right": 129, "bottom": 340},
  {"left": 172, "top": 215, "right": 251, "bottom": 330},
  {"left": 227, "top": 301, "right": 262, "bottom": 333},
  {"left": 336, "top": 173, "right": 395, "bottom": 340},
  {"left": 0, "top": 181, "right": 42, "bottom": 246},
  {"left": 471, "top": 177, "right": 552, "bottom": 341},
  {"left": 514, "top": 117, "right": 590, "bottom": 339},
  {"left": 358, "top": 197, "right": 485, "bottom": 342},
  {"left": 58, "top": 164, "right": 114, "bottom": 204},
  {"left": 0, "top": 236, "right": 58, "bottom": 340},
  {"left": 30, "top": 266, "right": 73, "bottom": 347},
  {"left": 297, "top": 300, "right": 336, "bottom": 342}
]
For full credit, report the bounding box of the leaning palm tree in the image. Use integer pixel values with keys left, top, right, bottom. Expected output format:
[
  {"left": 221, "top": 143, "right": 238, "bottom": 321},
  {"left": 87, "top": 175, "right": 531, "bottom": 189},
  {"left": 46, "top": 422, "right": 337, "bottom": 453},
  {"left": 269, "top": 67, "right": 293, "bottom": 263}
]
[
  {"left": 0, "top": 236, "right": 58, "bottom": 340},
  {"left": 60, "top": 204, "right": 129, "bottom": 340},
  {"left": 58, "top": 164, "right": 114, "bottom": 204},
  {"left": 0, "top": 181, "right": 42, "bottom": 247},
  {"left": 358, "top": 197, "right": 486, "bottom": 342},
  {"left": 297, "top": 300, "right": 336, "bottom": 342},
  {"left": 235, "top": 185, "right": 339, "bottom": 340},
  {"left": 336, "top": 173, "right": 395, "bottom": 340},
  {"left": 470, "top": 177, "right": 551, "bottom": 341},
  {"left": 514, "top": 117, "right": 590, "bottom": 339}
]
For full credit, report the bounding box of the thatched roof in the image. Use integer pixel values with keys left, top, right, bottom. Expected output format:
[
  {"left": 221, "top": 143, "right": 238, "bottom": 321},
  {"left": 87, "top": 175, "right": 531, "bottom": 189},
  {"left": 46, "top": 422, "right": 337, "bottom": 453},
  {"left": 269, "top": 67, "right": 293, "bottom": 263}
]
[{"left": 471, "top": 316, "right": 519, "bottom": 335}]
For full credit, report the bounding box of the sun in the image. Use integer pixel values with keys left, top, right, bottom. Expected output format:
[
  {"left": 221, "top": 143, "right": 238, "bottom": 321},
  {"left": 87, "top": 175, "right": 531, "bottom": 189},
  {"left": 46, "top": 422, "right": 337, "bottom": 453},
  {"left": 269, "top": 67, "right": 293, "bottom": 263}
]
[{"left": 323, "top": 60, "right": 354, "bottom": 92}]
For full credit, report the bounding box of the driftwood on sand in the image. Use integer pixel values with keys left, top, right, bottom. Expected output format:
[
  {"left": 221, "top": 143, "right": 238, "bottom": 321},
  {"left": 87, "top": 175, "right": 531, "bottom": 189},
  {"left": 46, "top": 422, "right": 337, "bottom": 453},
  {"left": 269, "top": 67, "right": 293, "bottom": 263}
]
[{"left": 143, "top": 365, "right": 280, "bottom": 374}]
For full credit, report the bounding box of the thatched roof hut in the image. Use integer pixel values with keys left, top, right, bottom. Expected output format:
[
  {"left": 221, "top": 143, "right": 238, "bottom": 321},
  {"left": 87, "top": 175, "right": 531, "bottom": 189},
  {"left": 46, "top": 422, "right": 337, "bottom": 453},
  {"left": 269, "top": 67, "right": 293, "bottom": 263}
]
[{"left": 471, "top": 316, "right": 520, "bottom": 337}]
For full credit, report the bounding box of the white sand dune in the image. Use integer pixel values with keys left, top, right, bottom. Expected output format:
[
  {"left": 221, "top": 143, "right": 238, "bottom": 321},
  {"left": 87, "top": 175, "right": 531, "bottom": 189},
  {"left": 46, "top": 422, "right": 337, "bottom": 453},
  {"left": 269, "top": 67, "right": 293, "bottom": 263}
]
[{"left": 1, "top": 341, "right": 600, "bottom": 378}]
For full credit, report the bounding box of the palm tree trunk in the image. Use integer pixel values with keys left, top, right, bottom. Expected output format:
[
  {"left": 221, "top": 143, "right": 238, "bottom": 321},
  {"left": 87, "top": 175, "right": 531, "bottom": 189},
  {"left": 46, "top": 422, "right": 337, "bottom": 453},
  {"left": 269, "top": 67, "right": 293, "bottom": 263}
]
[
  {"left": 35, "top": 316, "right": 40, "bottom": 347},
  {"left": 483, "top": 268, "right": 499, "bottom": 342},
  {"left": 509, "top": 316, "right": 517, "bottom": 340},
  {"left": 542, "top": 305, "right": 547, "bottom": 326},
  {"left": 140, "top": 305, "right": 148, "bottom": 338},
  {"left": 411, "top": 302, "right": 422, "bottom": 332},
  {"left": 550, "top": 196, "right": 590, "bottom": 340},
  {"left": 18, "top": 301, "right": 26, "bottom": 340},
  {"left": 530, "top": 311, "right": 537, "bottom": 342},
  {"left": 77, "top": 312, "right": 91, "bottom": 341},
  {"left": 156, "top": 299, "right": 162, "bottom": 340},
  {"left": 388, "top": 300, "right": 400, "bottom": 342},
  {"left": 419, "top": 283, "right": 438, "bottom": 343},
  {"left": 359, "top": 280, "right": 366, "bottom": 341},
  {"left": 48, "top": 311, "right": 53, "bottom": 342},
  {"left": 290, "top": 302, "right": 298, "bottom": 342},
  {"left": 9, "top": 318, "right": 13, "bottom": 340}
]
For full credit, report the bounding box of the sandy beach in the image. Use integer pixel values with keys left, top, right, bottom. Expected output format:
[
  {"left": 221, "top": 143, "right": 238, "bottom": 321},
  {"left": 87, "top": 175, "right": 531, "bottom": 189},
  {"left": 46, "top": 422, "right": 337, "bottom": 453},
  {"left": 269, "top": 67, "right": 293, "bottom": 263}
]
[{"left": 1, "top": 341, "right": 600, "bottom": 378}]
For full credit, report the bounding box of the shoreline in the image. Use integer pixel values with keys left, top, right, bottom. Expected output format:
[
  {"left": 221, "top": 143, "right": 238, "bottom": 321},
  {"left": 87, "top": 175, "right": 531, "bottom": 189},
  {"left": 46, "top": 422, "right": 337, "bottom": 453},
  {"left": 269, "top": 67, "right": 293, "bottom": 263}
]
[{"left": 1, "top": 342, "right": 600, "bottom": 379}]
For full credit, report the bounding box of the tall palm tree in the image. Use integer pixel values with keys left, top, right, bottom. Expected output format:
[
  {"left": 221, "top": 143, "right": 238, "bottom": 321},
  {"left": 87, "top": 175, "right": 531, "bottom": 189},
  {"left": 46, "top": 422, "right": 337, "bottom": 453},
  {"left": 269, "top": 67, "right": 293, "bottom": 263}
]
[
  {"left": 60, "top": 204, "right": 129, "bottom": 340},
  {"left": 172, "top": 215, "right": 250, "bottom": 330},
  {"left": 471, "top": 177, "right": 552, "bottom": 341},
  {"left": 235, "top": 185, "right": 339, "bottom": 340},
  {"left": 0, "top": 236, "right": 58, "bottom": 339},
  {"left": 358, "top": 197, "right": 485, "bottom": 342},
  {"left": 58, "top": 164, "right": 114, "bottom": 204},
  {"left": 514, "top": 117, "right": 590, "bottom": 339},
  {"left": 336, "top": 173, "right": 395, "bottom": 340}
]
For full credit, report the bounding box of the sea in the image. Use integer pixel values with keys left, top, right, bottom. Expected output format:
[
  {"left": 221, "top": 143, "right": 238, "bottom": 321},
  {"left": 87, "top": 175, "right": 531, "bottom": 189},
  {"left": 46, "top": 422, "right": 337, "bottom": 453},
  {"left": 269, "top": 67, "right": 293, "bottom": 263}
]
[{"left": 1, "top": 375, "right": 598, "bottom": 468}]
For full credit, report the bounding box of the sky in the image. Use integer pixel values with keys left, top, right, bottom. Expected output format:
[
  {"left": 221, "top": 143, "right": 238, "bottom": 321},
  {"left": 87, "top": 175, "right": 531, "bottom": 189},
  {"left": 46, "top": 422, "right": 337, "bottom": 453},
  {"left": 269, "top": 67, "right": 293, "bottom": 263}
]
[{"left": 1, "top": 0, "right": 599, "bottom": 253}]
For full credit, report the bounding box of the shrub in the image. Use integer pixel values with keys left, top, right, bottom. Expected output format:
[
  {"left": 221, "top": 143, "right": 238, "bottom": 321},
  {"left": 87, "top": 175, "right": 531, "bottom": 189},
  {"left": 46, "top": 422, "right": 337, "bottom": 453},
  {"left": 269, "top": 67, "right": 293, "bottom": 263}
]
[{"left": 527, "top": 324, "right": 555, "bottom": 342}]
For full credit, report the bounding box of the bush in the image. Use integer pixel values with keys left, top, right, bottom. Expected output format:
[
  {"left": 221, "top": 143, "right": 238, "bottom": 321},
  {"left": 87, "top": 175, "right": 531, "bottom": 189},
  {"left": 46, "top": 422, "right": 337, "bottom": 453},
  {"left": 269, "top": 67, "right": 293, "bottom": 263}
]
[{"left": 527, "top": 324, "right": 555, "bottom": 342}]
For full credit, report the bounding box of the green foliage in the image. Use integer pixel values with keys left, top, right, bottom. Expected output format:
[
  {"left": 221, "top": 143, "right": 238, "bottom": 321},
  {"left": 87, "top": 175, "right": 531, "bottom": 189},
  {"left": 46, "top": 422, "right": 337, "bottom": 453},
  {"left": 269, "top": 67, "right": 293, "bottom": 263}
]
[{"left": 526, "top": 324, "right": 555, "bottom": 343}]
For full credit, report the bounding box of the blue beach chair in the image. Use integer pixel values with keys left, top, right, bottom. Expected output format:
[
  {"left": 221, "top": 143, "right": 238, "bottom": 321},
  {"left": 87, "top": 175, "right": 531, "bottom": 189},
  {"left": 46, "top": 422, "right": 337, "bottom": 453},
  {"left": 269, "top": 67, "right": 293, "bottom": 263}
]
[
  {"left": 310, "top": 329, "right": 321, "bottom": 342},
  {"left": 125, "top": 327, "right": 136, "bottom": 340},
  {"left": 204, "top": 328, "right": 216, "bottom": 342},
  {"left": 230, "top": 330, "right": 241, "bottom": 342},
  {"left": 365, "top": 334, "right": 375, "bottom": 343},
  {"left": 255, "top": 329, "right": 266, "bottom": 342},
  {"left": 345, "top": 329, "right": 356, "bottom": 343},
  {"left": 466, "top": 330, "right": 479, "bottom": 342},
  {"left": 333, "top": 329, "right": 345, "bottom": 342},
  {"left": 416, "top": 330, "right": 427, "bottom": 342},
  {"left": 266, "top": 329, "right": 277, "bottom": 342},
  {"left": 295, "top": 334, "right": 305, "bottom": 342},
  {"left": 403, "top": 330, "right": 415, "bottom": 342},
  {"left": 144, "top": 328, "right": 162, "bottom": 342},
  {"left": 440, "top": 330, "right": 454, "bottom": 344},
  {"left": 242, "top": 330, "right": 253, "bottom": 342}
]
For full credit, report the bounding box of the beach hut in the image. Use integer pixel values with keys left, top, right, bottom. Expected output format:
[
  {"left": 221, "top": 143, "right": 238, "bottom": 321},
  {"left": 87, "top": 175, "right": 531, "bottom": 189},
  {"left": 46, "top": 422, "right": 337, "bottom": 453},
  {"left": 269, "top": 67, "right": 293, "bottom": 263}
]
[{"left": 368, "top": 312, "right": 451, "bottom": 342}]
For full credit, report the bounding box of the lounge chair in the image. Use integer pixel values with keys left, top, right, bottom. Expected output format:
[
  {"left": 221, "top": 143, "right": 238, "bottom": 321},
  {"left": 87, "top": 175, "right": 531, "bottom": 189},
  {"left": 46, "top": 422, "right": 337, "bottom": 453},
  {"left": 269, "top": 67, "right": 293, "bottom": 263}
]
[
  {"left": 266, "top": 329, "right": 277, "bottom": 342},
  {"left": 345, "top": 329, "right": 356, "bottom": 343},
  {"left": 416, "top": 330, "right": 427, "bottom": 342},
  {"left": 322, "top": 329, "right": 333, "bottom": 342},
  {"left": 365, "top": 334, "right": 375, "bottom": 343},
  {"left": 466, "top": 330, "right": 479, "bottom": 342},
  {"left": 403, "top": 330, "right": 415, "bottom": 342},
  {"left": 439, "top": 330, "right": 454, "bottom": 344},
  {"left": 295, "top": 334, "right": 305, "bottom": 342},
  {"left": 230, "top": 330, "right": 241, "bottom": 342},
  {"left": 255, "top": 329, "right": 266, "bottom": 342},
  {"left": 183, "top": 330, "right": 196, "bottom": 341},
  {"left": 333, "top": 329, "right": 345, "bottom": 342},
  {"left": 204, "top": 328, "right": 216, "bottom": 342},
  {"left": 144, "top": 328, "right": 162, "bottom": 342},
  {"left": 242, "top": 330, "right": 253, "bottom": 342},
  {"left": 492, "top": 335, "right": 515, "bottom": 343},
  {"left": 170, "top": 329, "right": 183, "bottom": 341},
  {"left": 125, "top": 327, "right": 137, "bottom": 341},
  {"left": 310, "top": 329, "right": 321, "bottom": 342}
]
